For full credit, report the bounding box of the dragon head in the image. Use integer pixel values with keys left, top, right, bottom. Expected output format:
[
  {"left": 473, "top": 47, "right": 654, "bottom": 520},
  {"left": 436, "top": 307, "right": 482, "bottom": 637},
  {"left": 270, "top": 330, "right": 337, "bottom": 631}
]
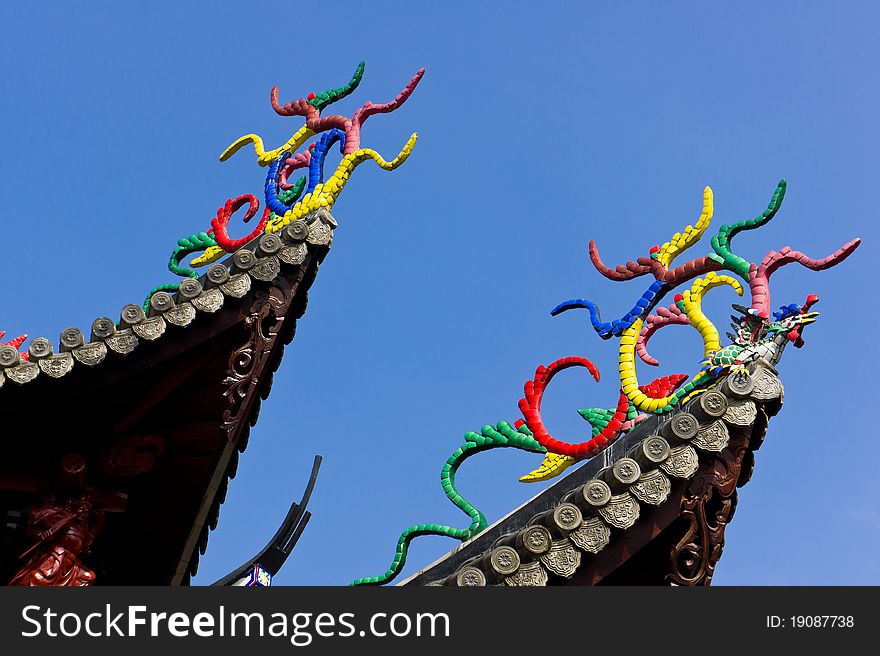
[{"left": 729, "top": 293, "right": 820, "bottom": 349}]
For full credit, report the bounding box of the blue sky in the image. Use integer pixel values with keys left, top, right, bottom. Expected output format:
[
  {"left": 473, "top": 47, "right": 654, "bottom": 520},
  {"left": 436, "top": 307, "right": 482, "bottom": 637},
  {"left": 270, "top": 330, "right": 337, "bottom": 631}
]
[{"left": 0, "top": 2, "right": 876, "bottom": 585}]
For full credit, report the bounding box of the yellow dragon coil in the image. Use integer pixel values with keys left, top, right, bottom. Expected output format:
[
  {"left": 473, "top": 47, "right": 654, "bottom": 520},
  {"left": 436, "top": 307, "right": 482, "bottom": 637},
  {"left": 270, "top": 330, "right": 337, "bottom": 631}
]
[
  {"left": 655, "top": 186, "right": 714, "bottom": 268},
  {"left": 619, "top": 272, "right": 743, "bottom": 413},
  {"left": 263, "top": 136, "right": 419, "bottom": 235},
  {"left": 189, "top": 134, "right": 420, "bottom": 267},
  {"left": 219, "top": 126, "right": 317, "bottom": 167}
]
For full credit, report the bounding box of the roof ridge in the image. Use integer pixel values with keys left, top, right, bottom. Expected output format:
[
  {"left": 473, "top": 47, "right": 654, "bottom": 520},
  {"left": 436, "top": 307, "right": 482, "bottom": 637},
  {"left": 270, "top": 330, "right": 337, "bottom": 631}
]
[{"left": 0, "top": 209, "right": 336, "bottom": 391}]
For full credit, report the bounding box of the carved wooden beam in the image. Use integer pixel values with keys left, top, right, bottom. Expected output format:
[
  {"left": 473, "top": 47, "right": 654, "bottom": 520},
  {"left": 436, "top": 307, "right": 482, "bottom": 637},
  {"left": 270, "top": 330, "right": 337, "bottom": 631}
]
[{"left": 171, "top": 239, "right": 326, "bottom": 585}]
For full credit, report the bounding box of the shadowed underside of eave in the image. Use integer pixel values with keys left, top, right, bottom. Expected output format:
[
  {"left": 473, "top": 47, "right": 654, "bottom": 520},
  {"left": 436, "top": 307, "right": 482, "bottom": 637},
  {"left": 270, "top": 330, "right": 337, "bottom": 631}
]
[{"left": 0, "top": 215, "right": 333, "bottom": 585}]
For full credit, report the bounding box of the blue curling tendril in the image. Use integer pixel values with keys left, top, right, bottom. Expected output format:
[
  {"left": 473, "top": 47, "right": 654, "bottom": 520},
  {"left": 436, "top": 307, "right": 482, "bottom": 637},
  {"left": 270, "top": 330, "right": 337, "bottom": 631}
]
[
  {"left": 264, "top": 130, "right": 346, "bottom": 215},
  {"left": 307, "top": 129, "right": 346, "bottom": 193},
  {"left": 265, "top": 151, "right": 296, "bottom": 215},
  {"left": 551, "top": 280, "right": 668, "bottom": 339}
]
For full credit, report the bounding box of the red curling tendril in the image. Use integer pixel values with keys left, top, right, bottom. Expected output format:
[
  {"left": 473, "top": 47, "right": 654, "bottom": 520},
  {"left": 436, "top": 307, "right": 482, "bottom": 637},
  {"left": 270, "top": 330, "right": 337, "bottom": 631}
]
[
  {"left": 517, "top": 358, "right": 688, "bottom": 460},
  {"left": 211, "top": 194, "right": 271, "bottom": 252},
  {"left": 1, "top": 332, "right": 28, "bottom": 362},
  {"left": 588, "top": 239, "right": 723, "bottom": 287},
  {"left": 1, "top": 333, "right": 27, "bottom": 350}
]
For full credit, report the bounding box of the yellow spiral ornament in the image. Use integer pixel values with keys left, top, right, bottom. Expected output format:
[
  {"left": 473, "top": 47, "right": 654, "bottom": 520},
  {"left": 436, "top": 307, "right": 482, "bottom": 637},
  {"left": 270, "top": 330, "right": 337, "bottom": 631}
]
[{"left": 619, "top": 272, "right": 743, "bottom": 413}]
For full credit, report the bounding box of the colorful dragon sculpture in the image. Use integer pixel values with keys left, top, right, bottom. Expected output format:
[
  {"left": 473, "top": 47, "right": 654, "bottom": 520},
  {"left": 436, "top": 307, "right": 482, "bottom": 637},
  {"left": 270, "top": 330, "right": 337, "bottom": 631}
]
[
  {"left": 145, "top": 61, "right": 424, "bottom": 309},
  {"left": 353, "top": 181, "right": 860, "bottom": 585},
  {"left": 1, "top": 63, "right": 425, "bottom": 362}
]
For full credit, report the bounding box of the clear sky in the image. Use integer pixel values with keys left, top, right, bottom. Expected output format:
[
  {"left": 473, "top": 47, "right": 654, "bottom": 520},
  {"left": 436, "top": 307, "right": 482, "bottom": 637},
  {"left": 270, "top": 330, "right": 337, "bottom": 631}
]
[{"left": 0, "top": 2, "right": 876, "bottom": 585}]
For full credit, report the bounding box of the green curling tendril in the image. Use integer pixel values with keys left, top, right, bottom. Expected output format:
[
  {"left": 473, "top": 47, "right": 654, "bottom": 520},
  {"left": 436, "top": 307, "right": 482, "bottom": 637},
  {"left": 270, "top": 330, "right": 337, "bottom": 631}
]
[
  {"left": 710, "top": 179, "right": 787, "bottom": 280},
  {"left": 353, "top": 402, "right": 656, "bottom": 586},
  {"left": 310, "top": 61, "right": 365, "bottom": 111},
  {"left": 143, "top": 231, "right": 219, "bottom": 312},
  {"left": 168, "top": 231, "right": 218, "bottom": 278},
  {"left": 350, "top": 422, "right": 545, "bottom": 586},
  {"left": 143, "top": 283, "right": 182, "bottom": 313},
  {"left": 278, "top": 175, "right": 307, "bottom": 206}
]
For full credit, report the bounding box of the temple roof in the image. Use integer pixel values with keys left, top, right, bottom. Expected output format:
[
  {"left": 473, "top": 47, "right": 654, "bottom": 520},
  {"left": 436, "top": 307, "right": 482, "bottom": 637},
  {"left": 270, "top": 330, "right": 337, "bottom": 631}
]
[
  {"left": 2, "top": 61, "right": 427, "bottom": 586},
  {"left": 0, "top": 211, "right": 335, "bottom": 394},
  {"left": 0, "top": 211, "right": 335, "bottom": 584}
]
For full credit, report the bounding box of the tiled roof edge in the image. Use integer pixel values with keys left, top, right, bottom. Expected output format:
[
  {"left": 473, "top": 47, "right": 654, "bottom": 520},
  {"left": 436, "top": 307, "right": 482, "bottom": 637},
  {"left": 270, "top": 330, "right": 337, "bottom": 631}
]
[
  {"left": 402, "top": 360, "right": 781, "bottom": 586},
  {"left": 0, "top": 210, "right": 336, "bottom": 390}
]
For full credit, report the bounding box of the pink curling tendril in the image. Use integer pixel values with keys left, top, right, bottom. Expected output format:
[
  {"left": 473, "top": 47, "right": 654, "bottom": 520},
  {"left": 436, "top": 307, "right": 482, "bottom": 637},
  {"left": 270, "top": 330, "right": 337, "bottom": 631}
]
[
  {"left": 278, "top": 148, "right": 313, "bottom": 189},
  {"left": 271, "top": 68, "right": 425, "bottom": 155},
  {"left": 636, "top": 304, "right": 691, "bottom": 366},
  {"left": 749, "top": 239, "right": 861, "bottom": 316}
]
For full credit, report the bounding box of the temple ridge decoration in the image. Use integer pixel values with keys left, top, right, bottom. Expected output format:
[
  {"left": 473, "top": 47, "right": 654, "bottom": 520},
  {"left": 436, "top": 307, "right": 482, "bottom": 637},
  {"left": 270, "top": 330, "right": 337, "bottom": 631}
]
[
  {"left": 152, "top": 60, "right": 423, "bottom": 313},
  {"left": 0, "top": 61, "right": 423, "bottom": 388},
  {"left": 354, "top": 180, "right": 859, "bottom": 586}
]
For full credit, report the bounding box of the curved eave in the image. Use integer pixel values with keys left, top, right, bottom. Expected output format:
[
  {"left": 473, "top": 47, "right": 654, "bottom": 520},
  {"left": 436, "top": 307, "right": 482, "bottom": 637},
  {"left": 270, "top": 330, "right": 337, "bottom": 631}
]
[{"left": 0, "top": 211, "right": 335, "bottom": 585}]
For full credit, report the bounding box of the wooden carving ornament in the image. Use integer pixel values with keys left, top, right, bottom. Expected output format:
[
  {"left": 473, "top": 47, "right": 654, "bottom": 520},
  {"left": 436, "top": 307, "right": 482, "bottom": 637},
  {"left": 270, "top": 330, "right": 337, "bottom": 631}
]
[
  {"left": 101, "top": 435, "right": 166, "bottom": 477},
  {"left": 666, "top": 429, "right": 750, "bottom": 586}
]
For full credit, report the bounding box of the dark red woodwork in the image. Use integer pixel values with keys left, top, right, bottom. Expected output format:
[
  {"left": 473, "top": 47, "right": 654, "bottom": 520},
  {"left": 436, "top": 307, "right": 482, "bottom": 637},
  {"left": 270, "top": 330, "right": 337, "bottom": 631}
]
[
  {"left": 8, "top": 494, "right": 103, "bottom": 586},
  {"left": 567, "top": 414, "right": 765, "bottom": 586},
  {"left": 0, "top": 248, "right": 326, "bottom": 585}
]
